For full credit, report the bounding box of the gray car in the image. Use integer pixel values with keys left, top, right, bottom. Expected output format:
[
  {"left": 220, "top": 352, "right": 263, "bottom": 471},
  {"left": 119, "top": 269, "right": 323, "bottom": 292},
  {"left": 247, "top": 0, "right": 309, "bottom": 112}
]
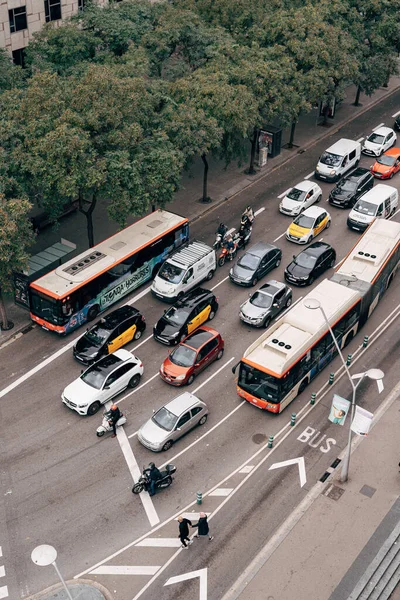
[
  {"left": 239, "top": 280, "right": 292, "bottom": 328},
  {"left": 138, "top": 392, "right": 208, "bottom": 452},
  {"left": 229, "top": 242, "right": 282, "bottom": 287}
]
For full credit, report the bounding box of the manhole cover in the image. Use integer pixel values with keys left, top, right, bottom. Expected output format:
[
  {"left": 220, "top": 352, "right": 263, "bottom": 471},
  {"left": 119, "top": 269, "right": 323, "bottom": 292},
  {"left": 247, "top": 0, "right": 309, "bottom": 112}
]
[
  {"left": 252, "top": 433, "right": 267, "bottom": 444},
  {"left": 360, "top": 485, "right": 376, "bottom": 498},
  {"left": 323, "top": 484, "right": 345, "bottom": 501}
]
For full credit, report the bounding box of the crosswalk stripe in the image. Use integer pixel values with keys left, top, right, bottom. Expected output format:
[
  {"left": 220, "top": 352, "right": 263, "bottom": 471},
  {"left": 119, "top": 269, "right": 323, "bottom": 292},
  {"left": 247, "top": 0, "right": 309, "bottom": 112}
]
[
  {"left": 90, "top": 566, "right": 160, "bottom": 576},
  {"left": 0, "top": 586, "right": 8, "bottom": 599},
  {"left": 136, "top": 539, "right": 181, "bottom": 548},
  {"left": 209, "top": 488, "right": 233, "bottom": 497},
  {"left": 0, "top": 567, "right": 4, "bottom": 578},
  {"left": 0, "top": 547, "right": 2, "bottom": 558},
  {"left": 181, "top": 513, "right": 209, "bottom": 521}
]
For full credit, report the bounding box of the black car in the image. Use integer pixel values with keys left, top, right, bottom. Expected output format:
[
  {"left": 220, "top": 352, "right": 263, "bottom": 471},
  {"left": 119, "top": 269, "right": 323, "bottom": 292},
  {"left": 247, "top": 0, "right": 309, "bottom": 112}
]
[
  {"left": 73, "top": 305, "right": 146, "bottom": 364},
  {"left": 153, "top": 288, "right": 218, "bottom": 345},
  {"left": 284, "top": 242, "right": 336, "bottom": 286},
  {"left": 394, "top": 115, "right": 400, "bottom": 132},
  {"left": 328, "top": 168, "right": 374, "bottom": 209},
  {"left": 229, "top": 242, "right": 282, "bottom": 287}
]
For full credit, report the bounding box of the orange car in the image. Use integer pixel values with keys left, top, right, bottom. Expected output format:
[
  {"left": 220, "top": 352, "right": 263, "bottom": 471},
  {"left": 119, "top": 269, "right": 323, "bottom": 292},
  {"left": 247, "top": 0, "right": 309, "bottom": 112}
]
[
  {"left": 370, "top": 147, "right": 400, "bottom": 179},
  {"left": 160, "top": 326, "right": 224, "bottom": 386}
]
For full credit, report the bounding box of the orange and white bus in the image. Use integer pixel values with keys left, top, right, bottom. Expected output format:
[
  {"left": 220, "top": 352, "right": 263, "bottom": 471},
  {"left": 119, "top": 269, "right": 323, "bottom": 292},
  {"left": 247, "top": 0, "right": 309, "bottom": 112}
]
[
  {"left": 29, "top": 210, "right": 189, "bottom": 334},
  {"left": 233, "top": 218, "right": 400, "bottom": 413}
]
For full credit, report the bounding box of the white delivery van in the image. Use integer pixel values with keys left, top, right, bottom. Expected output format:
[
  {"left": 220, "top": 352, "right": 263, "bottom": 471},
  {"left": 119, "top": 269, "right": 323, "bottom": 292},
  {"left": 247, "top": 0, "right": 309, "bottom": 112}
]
[
  {"left": 151, "top": 241, "right": 216, "bottom": 302},
  {"left": 315, "top": 139, "right": 361, "bottom": 182},
  {"left": 347, "top": 183, "right": 398, "bottom": 232}
]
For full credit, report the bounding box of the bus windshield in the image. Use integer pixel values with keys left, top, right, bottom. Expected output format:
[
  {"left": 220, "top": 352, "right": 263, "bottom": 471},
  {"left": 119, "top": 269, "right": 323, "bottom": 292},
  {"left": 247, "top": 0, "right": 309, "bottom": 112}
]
[
  {"left": 238, "top": 362, "right": 280, "bottom": 403},
  {"left": 29, "top": 290, "right": 67, "bottom": 326}
]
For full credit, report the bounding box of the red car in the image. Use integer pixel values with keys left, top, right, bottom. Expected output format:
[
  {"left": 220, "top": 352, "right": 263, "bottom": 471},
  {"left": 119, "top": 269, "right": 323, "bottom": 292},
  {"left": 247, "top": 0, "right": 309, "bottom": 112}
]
[
  {"left": 370, "top": 147, "right": 400, "bottom": 179},
  {"left": 160, "top": 326, "right": 224, "bottom": 386}
]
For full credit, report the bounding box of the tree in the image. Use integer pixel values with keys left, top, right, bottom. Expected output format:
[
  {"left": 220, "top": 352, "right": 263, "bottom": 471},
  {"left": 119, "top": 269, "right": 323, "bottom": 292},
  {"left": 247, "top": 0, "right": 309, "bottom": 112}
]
[
  {"left": 0, "top": 196, "right": 35, "bottom": 330},
  {"left": 0, "top": 48, "right": 25, "bottom": 92}
]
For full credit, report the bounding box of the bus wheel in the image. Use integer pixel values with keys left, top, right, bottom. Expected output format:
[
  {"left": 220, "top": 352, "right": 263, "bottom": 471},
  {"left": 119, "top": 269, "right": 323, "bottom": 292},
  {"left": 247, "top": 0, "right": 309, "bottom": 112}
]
[
  {"left": 298, "top": 379, "right": 308, "bottom": 394},
  {"left": 343, "top": 331, "right": 354, "bottom": 347},
  {"left": 87, "top": 305, "right": 99, "bottom": 321}
]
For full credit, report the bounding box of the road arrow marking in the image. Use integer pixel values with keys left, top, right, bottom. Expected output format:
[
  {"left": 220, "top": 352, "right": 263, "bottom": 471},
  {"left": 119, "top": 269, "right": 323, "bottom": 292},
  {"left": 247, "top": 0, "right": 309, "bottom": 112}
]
[
  {"left": 91, "top": 565, "right": 160, "bottom": 575},
  {"left": 269, "top": 457, "right": 307, "bottom": 487},
  {"left": 165, "top": 568, "right": 207, "bottom": 600},
  {"left": 0, "top": 586, "right": 8, "bottom": 599}
]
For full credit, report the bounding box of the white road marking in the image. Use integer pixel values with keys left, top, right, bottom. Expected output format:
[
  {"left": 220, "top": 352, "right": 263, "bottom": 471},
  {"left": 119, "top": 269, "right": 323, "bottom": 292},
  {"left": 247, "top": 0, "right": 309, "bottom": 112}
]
[
  {"left": 128, "top": 430, "right": 139, "bottom": 439},
  {"left": 131, "top": 334, "right": 152, "bottom": 351},
  {"left": 392, "top": 110, "right": 400, "bottom": 118},
  {"left": 165, "top": 569, "right": 207, "bottom": 600},
  {"left": 356, "top": 137, "right": 364, "bottom": 143},
  {"left": 125, "top": 285, "right": 152, "bottom": 306},
  {"left": 278, "top": 188, "right": 291, "bottom": 199},
  {"left": 304, "top": 172, "right": 314, "bottom": 179},
  {"left": 136, "top": 539, "right": 181, "bottom": 548},
  {"left": 181, "top": 513, "right": 209, "bottom": 521},
  {"left": 192, "top": 357, "right": 235, "bottom": 395},
  {"left": 211, "top": 276, "right": 230, "bottom": 290},
  {"left": 239, "top": 465, "right": 254, "bottom": 474},
  {"left": 0, "top": 587, "right": 8, "bottom": 599},
  {"left": 117, "top": 427, "right": 159, "bottom": 527},
  {"left": 91, "top": 565, "right": 160, "bottom": 575},
  {"left": 269, "top": 457, "right": 306, "bottom": 487},
  {"left": 254, "top": 207, "right": 265, "bottom": 216},
  {"left": 373, "top": 122, "right": 384, "bottom": 131},
  {"left": 0, "top": 547, "right": 2, "bottom": 558},
  {"left": 114, "top": 372, "right": 159, "bottom": 406},
  {"left": 273, "top": 232, "right": 286, "bottom": 242},
  {"left": 209, "top": 488, "right": 233, "bottom": 497},
  {"left": 0, "top": 567, "right": 4, "bottom": 578}
]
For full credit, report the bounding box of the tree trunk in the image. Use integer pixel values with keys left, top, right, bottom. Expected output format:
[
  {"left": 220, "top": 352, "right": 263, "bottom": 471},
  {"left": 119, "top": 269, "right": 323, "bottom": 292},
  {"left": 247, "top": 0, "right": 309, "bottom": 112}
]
[
  {"left": 288, "top": 121, "right": 297, "bottom": 148},
  {"left": 201, "top": 153, "right": 211, "bottom": 203},
  {"left": 78, "top": 191, "right": 98, "bottom": 248},
  {"left": 0, "top": 287, "right": 13, "bottom": 331},
  {"left": 353, "top": 85, "right": 362, "bottom": 106},
  {"left": 247, "top": 127, "right": 258, "bottom": 174}
]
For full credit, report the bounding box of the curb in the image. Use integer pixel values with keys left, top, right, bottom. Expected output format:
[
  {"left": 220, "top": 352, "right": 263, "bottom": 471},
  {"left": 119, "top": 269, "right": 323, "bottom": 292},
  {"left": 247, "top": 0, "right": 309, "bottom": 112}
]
[
  {"left": 0, "top": 321, "right": 35, "bottom": 351},
  {"left": 25, "top": 578, "right": 114, "bottom": 600},
  {"left": 190, "top": 83, "right": 400, "bottom": 225}
]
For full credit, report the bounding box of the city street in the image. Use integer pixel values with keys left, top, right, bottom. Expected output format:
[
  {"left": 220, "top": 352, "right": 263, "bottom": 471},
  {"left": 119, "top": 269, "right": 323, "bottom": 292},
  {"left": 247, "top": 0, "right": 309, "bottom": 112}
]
[{"left": 1, "top": 88, "right": 400, "bottom": 600}]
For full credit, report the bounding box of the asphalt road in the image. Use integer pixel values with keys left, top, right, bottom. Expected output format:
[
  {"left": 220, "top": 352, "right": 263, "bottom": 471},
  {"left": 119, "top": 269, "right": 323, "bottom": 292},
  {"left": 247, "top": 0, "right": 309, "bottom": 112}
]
[{"left": 1, "top": 90, "right": 400, "bottom": 600}]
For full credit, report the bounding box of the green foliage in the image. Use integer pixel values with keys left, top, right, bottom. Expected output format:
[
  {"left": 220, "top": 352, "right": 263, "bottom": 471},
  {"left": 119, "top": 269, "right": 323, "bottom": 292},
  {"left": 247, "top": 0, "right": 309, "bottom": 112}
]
[{"left": 0, "top": 48, "right": 25, "bottom": 92}]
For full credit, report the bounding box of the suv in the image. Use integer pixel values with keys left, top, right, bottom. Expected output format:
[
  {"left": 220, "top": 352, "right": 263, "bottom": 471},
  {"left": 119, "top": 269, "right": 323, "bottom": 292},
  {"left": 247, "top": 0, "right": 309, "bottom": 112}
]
[{"left": 329, "top": 168, "right": 374, "bottom": 209}]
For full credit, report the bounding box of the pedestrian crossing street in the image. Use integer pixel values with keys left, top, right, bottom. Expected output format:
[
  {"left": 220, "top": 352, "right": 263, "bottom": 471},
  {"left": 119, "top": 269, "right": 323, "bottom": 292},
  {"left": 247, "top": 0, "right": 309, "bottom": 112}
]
[{"left": 0, "top": 547, "right": 8, "bottom": 600}]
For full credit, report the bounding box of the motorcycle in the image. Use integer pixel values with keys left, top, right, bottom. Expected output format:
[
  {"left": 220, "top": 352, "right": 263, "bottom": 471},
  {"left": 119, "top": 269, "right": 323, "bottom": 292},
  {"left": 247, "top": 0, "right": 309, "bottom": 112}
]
[
  {"left": 218, "top": 240, "right": 237, "bottom": 267},
  {"left": 241, "top": 207, "right": 255, "bottom": 227},
  {"left": 96, "top": 409, "right": 127, "bottom": 437},
  {"left": 213, "top": 224, "right": 228, "bottom": 251},
  {"left": 132, "top": 464, "right": 176, "bottom": 494},
  {"left": 233, "top": 223, "right": 252, "bottom": 250}
]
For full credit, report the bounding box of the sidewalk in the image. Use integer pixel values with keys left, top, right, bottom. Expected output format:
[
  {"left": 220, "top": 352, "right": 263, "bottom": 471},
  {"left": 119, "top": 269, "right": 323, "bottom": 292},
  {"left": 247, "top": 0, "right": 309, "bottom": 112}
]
[
  {"left": 1, "top": 77, "right": 399, "bottom": 352},
  {"left": 26, "top": 580, "right": 113, "bottom": 600},
  {"left": 224, "top": 380, "right": 400, "bottom": 600}
]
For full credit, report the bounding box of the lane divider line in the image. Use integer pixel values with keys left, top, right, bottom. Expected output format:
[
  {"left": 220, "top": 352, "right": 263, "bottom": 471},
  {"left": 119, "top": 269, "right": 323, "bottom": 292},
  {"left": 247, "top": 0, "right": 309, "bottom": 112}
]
[
  {"left": 392, "top": 110, "right": 400, "bottom": 118},
  {"left": 356, "top": 137, "right": 364, "bottom": 143},
  {"left": 373, "top": 122, "right": 384, "bottom": 131},
  {"left": 304, "top": 172, "right": 314, "bottom": 180},
  {"left": 278, "top": 189, "right": 291, "bottom": 199},
  {"left": 254, "top": 207, "right": 265, "bottom": 216}
]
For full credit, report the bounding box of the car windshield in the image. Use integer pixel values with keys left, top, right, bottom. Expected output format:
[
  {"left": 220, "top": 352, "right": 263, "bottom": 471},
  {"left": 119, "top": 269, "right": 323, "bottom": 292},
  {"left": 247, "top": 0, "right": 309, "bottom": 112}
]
[
  {"left": 377, "top": 155, "right": 396, "bottom": 166},
  {"left": 287, "top": 188, "right": 306, "bottom": 202},
  {"left": 293, "top": 214, "right": 314, "bottom": 228},
  {"left": 319, "top": 151, "right": 341, "bottom": 167},
  {"left": 368, "top": 133, "right": 384, "bottom": 144},
  {"left": 152, "top": 407, "right": 177, "bottom": 432},
  {"left": 237, "top": 253, "right": 260, "bottom": 270},
  {"left": 250, "top": 292, "right": 273, "bottom": 309},
  {"left": 169, "top": 345, "right": 197, "bottom": 367},
  {"left": 353, "top": 200, "right": 377, "bottom": 216},
  {"left": 85, "top": 326, "right": 110, "bottom": 347},
  {"left": 81, "top": 368, "right": 105, "bottom": 389},
  {"left": 158, "top": 263, "right": 184, "bottom": 284},
  {"left": 164, "top": 306, "right": 191, "bottom": 326},
  {"left": 294, "top": 252, "right": 318, "bottom": 268},
  {"left": 338, "top": 179, "right": 357, "bottom": 192}
]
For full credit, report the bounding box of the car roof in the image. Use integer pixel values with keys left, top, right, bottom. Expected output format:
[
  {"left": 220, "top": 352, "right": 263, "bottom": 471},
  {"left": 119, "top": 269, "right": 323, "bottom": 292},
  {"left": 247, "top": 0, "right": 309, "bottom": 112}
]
[
  {"left": 345, "top": 167, "right": 370, "bottom": 180},
  {"left": 176, "top": 287, "right": 214, "bottom": 309},
  {"left": 165, "top": 392, "right": 204, "bottom": 416},
  {"left": 245, "top": 242, "right": 278, "bottom": 258},
  {"left": 291, "top": 180, "right": 315, "bottom": 192},
  {"left": 96, "top": 305, "right": 138, "bottom": 330},
  {"left": 259, "top": 280, "right": 286, "bottom": 294},
  {"left": 302, "top": 241, "right": 332, "bottom": 257},
  {"left": 369, "top": 126, "right": 394, "bottom": 136},
  {"left": 84, "top": 351, "right": 126, "bottom": 377},
  {"left": 302, "top": 206, "right": 327, "bottom": 218},
  {"left": 183, "top": 326, "right": 217, "bottom": 349},
  {"left": 382, "top": 147, "right": 400, "bottom": 157}
]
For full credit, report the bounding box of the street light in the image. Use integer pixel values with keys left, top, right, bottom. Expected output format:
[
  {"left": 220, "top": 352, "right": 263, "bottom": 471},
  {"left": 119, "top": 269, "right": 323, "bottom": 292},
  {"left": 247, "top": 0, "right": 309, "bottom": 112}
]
[
  {"left": 304, "top": 298, "right": 384, "bottom": 483},
  {"left": 31, "top": 545, "right": 73, "bottom": 600}
]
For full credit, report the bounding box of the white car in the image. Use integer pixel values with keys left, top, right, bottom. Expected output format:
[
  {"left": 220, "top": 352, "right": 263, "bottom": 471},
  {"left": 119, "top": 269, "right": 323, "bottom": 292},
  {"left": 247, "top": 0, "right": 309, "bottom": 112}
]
[
  {"left": 279, "top": 181, "right": 322, "bottom": 216},
  {"left": 62, "top": 349, "right": 143, "bottom": 416},
  {"left": 362, "top": 126, "right": 396, "bottom": 157}
]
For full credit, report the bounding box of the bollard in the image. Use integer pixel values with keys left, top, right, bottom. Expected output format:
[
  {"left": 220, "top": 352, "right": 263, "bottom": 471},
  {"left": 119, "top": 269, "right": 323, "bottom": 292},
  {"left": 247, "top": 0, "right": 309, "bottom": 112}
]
[
  {"left": 310, "top": 393, "right": 316, "bottom": 405},
  {"left": 329, "top": 372, "right": 335, "bottom": 385},
  {"left": 346, "top": 353, "right": 352, "bottom": 366},
  {"left": 363, "top": 335, "right": 369, "bottom": 348},
  {"left": 268, "top": 435, "right": 274, "bottom": 448},
  {"left": 196, "top": 491, "right": 202, "bottom": 505},
  {"left": 290, "top": 413, "right": 296, "bottom": 426}
]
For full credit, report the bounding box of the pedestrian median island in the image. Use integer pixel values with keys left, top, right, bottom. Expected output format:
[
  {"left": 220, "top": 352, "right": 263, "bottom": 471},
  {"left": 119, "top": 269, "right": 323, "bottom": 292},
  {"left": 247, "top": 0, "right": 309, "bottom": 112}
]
[{"left": 26, "top": 580, "right": 113, "bottom": 600}]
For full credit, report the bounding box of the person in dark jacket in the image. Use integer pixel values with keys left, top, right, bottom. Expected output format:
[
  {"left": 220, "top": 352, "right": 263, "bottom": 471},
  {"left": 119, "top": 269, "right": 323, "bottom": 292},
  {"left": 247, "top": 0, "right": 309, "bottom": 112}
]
[
  {"left": 193, "top": 512, "right": 214, "bottom": 541},
  {"left": 108, "top": 404, "right": 121, "bottom": 437},
  {"left": 177, "top": 516, "right": 193, "bottom": 548},
  {"left": 147, "top": 463, "right": 162, "bottom": 497}
]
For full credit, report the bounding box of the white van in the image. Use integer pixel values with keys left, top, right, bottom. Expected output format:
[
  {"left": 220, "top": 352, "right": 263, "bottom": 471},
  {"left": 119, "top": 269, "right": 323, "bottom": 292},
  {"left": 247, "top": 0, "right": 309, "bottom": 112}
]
[
  {"left": 347, "top": 184, "right": 398, "bottom": 232},
  {"left": 151, "top": 241, "right": 216, "bottom": 302},
  {"left": 315, "top": 139, "right": 361, "bottom": 182}
]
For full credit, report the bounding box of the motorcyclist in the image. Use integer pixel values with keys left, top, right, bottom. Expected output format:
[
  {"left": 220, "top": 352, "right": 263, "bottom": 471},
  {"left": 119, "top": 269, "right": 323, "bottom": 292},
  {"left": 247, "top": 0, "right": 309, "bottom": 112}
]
[
  {"left": 225, "top": 235, "right": 236, "bottom": 260},
  {"left": 146, "top": 462, "right": 162, "bottom": 497},
  {"left": 216, "top": 223, "right": 228, "bottom": 237},
  {"left": 108, "top": 404, "right": 121, "bottom": 438},
  {"left": 242, "top": 205, "right": 255, "bottom": 225}
]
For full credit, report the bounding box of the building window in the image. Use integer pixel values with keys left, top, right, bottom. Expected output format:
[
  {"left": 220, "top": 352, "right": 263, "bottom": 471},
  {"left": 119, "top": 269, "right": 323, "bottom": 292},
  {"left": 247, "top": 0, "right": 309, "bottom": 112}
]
[
  {"left": 44, "top": 0, "right": 61, "bottom": 22},
  {"left": 78, "top": 0, "right": 85, "bottom": 10},
  {"left": 12, "top": 48, "right": 26, "bottom": 67},
  {"left": 9, "top": 7, "right": 28, "bottom": 33}
]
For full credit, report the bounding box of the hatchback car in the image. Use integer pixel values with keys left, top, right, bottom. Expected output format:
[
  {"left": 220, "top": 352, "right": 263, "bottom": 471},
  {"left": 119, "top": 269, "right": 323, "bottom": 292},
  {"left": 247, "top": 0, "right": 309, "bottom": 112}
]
[
  {"left": 284, "top": 242, "right": 336, "bottom": 286},
  {"left": 362, "top": 126, "right": 396, "bottom": 157},
  {"left": 239, "top": 280, "right": 292, "bottom": 328},
  {"left": 153, "top": 288, "right": 218, "bottom": 345},
  {"left": 370, "top": 148, "right": 400, "bottom": 179},
  {"left": 138, "top": 392, "right": 208, "bottom": 452},
  {"left": 229, "top": 242, "right": 282, "bottom": 287},
  {"left": 73, "top": 306, "right": 146, "bottom": 365},
  {"left": 160, "top": 326, "right": 224, "bottom": 386},
  {"left": 62, "top": 349, "right": 143, "bottom": 415},
  {"left": 279, "top": 181, "right": 322, "bottom": 216},
  {"left": 328, "top": 167, "right": 374, "bottom": 209},
  {"left": 286, "top": 206, "right": 331, "bottom": 244}
]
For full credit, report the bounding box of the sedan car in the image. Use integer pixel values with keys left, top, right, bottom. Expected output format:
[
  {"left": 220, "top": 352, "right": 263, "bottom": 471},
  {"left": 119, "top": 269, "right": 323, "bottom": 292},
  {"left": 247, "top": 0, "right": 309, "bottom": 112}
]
[
  {"left": 286, "top": 206, "right": 331, "bottom": 244},
  {"left": 138, "top": 392, "right": 208, "bottom": 452},
  {"left": 62, "top": 349, "right": 143, "bottom": 415},
  {"left": 394, "top": 115, "right": 400, "bottom": 132},
  {"left": 160, "top": 326, "right": 224, "bottom": 386},
  {"left": 73, "top": 305, "right": 146, "bottom": 365},
  {"left": 239, "top": 280, "right": 292, "bottom": 328},
  {"left": 370, "top": 148, "right": 400, "bottom": 179},
  {"left": 328, "top": 167, "right": 374, "bottom": 209},
  {"left": 279, "top": 181, "right": 322, "bottom": 216},
  {"left": 362, "top": 126, "right": 396, "bottom": 157},
  {"left": 153, "top": 288, "right": 218, "bottom": 345},
  {"left": 284, "top": 242, "right": 336, "bottom": 286},
  {"left": 229, "top": 242, "right": 282, "bottom": 287}
]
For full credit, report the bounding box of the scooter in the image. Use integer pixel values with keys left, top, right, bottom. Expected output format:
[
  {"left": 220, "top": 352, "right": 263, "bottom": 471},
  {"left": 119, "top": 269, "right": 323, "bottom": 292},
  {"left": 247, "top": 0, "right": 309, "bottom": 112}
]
[
  {"left": 233, "top": 223, "right": 252, "bottom": 250},
  {"left": 132, "top": 464, "right": 176, "bottom": 494},
  {"left": 218, "top": 240, "right": 237, "bottom": 267},
  {"left": 96, "top": 409, "right": 127, "bottom": 437},
  {"left": 213, "top": 224, "right": 228, "bottom": 250}
]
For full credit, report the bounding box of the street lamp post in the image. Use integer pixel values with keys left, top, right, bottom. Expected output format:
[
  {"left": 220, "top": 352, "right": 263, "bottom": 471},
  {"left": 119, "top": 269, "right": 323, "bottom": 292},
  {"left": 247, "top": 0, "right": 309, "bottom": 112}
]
[
  {"left": 304, "top": 298, "right": 384, "bottom": 483},
  {"left": 31, "top": 545, "right": 74, "bottom": 600}
]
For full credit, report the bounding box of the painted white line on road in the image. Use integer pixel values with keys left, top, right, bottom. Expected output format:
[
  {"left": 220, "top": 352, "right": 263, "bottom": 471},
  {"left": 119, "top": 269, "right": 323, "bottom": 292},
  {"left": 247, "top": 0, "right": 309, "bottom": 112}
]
[
  {"left": 136, "top": 538, "right": 181, "bottom": 548},
  {"left": 117, "top": 427, "right": 159, "bottom": 528},
  {"left": 373, "top": 122, "right": 384, "bottom": 131},
  {"left": 128, "top": 430, "right": 139, "bottom": 439},
  {"left": 115, "top": 372, "right": 159, "bottom": 406},
  {"left": 211, "top": 276, "right": 229, "bottom": 290},
  {"left": 304, "top": 172, "right": 314, "bottom": 180},
  {"left": 239, "top": 465, "right": 254, "bottom": 474},
  {"left": 254, "top": 207, "right": 265, "bottom": 216},
  {"left": 273, "top": 232, "right": 286, "bottom": 242},
  {"left": 192, "top": 357, "right": 235, "bottom": 395},
  {"left": 277, "top": 188, "right": 291, "bottom": 199},
  {"left": 0, "top": 547, "right": 2, "bottom": 558},
  {"left": 181, "top": 513, "right": 209, "bottom": 521},
  {"left": 0, "top": 567, "right": 4, "bottom": 578},
  {"left": 392, "top": 110, "right": 400, "bottom": 118},
  {"left": 131, "top": 334, "right": 152, "bottom": 352},
  {"left": 125, "top": 285, "right": 152, "bottom": 306},
  {"left": 91, "top": 565, "right": 160, "bottom": 575},
  {"left": 209, "top": 488, "right": 234, "bottom": 497},
  {"left": 165, "top": 569, "right": 207, "bottom": 600},
  {"left": 0, "top": 586, "right": 8, "bottom": 599},
  {"left": 356, "top": 137, "right": 364, "bottom": 143}
]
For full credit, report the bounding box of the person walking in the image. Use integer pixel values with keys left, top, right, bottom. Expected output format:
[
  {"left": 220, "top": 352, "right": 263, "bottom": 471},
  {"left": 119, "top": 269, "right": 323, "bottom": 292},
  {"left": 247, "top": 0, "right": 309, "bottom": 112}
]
[
  {"left": 177, "top": 516, "right": 193, "bottom": 549},
  {"left": 193, "top": 512, "right": 214, "bottom": 541}
]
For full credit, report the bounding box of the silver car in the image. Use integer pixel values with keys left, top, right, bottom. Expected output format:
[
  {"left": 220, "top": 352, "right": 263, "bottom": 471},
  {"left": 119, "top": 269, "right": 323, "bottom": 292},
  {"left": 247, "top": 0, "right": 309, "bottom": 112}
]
[
  {"left": 239, "top": 280, "right": 292, "bottom": 328},
  {"left": 138, "top": 392, "right": 208, "bottom": 452}
]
